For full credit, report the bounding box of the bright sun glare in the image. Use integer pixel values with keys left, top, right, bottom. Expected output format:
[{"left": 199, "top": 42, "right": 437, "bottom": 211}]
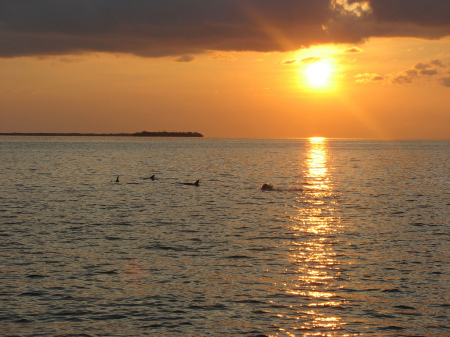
[
  {"left": 305, "top": 61, "right": 332, "bottom": 87},
  {"left": 309, "top": 137, "right": 326, "bottom": 142}
]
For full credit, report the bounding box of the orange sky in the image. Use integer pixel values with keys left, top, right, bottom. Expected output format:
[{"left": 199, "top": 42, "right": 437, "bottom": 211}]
[{"left": 1, "top": 1, "right": 449, "bottom": 139}]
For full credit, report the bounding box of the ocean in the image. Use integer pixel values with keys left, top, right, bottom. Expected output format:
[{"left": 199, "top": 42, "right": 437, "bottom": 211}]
[{"left": 0, "top": 137, "right": 449, "bottom": 336}]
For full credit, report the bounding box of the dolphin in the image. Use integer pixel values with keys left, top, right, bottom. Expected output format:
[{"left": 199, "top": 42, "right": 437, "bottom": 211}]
[{"left": 178, "top": 180, "right": 200, "bottom": 186}]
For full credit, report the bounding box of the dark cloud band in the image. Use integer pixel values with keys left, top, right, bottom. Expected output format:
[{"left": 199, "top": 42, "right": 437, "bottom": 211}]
[{"left": 0, "top": 0, "right": 449, "bottom": 58}]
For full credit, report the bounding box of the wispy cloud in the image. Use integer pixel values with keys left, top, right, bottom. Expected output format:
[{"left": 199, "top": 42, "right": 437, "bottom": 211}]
[
  {"left": 440, "top": 77, "right": 450, "bottom": 87},
  {"left": 356, "top": 59, "right": 449, "bottom": 87},
  {"left": 354, "top": 73, "right": 384, "bottom": 84},
  {"left": 282, "top": 59, "right": 298, "bottom": 65},
  {"left": 430, "top": 59, "right": 446, "bottom": 68},
  {"left": 282, "top": 56, "right": 324, "bottom": 65},
  {"left": 344, "top": 47, "right": 363, "bottom": 54},
  {"left": 174, "top": 55, "right": 196, "bottom": 63},
  {"left": 420, "top": 69, "right": 438, "bottom": 76},
  {"left": 300, "top": 56, "right": 323, "bottom": 64},
  {"left": 392, "top": 69, "right": 419, "bottom": 84},
  {"left": 210, "top": 52, "right": 237, "bottom": 61}
]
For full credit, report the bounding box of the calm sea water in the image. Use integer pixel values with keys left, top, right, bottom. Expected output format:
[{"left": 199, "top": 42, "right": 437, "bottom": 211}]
[{"left": 0, "top": 137, "right": 449, "bottom": 337}]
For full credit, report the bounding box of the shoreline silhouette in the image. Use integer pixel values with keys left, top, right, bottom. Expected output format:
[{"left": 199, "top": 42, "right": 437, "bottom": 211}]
[{"left": 0, "top": 131, "right": 203, "bottom": 138}]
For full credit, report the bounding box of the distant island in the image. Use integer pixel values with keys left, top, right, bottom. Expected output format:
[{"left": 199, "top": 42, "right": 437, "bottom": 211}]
[{"left": 0, "top": 131, "right": 204, "bottom": 137}]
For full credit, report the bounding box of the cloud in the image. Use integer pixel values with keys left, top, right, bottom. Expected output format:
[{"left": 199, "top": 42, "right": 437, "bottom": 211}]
[
  {"left": 344, "top": 47, "right": 363, "bottom": 53},
  {"left": 367, "top": 0, "right": 450, "bottom": 27},
  {"left": 415, "top": 62, "right": 432, "bottom": 70},
  {"left": 326, "top": 0, "right": 450, "bottom": 44},
  {"left": 210, "top": 52, "right": 237, "bottom": 61},
  {"left": 358, "top": 59, "right": 449, "bottom": 87},
  {"left": 430, "top": 59, "right": 446, "bottom": 68},
  {"left": 413, "top": 60, "right": 448, "bottom": 76},
  {"left": 59, "top": 56, "right": 84, "bottom": 63},
  {"left": 0, "top": 0, "right": 449, "bottom": 58},
  {"left": 174, "top": 55, "right": 196, "bottom": 63},
  {"left": 300, "top": 56, "right": 323, "bottom": 64},
  {"left": 440, "top": 77, "right": 450, "bottom": 87},
  {"left": 393, "top": 60, "right": 449, "bottom": 84},
  {"left": 0, "top": 0, "right": 334, "bottom": 58},
  {"left": 282, "top": 59, "right": 298, "bottom": 65},
  {"left": 392, "top": 69, "right": 418, "bottom": 84},
  {"left": 283, "top": 56, "right": 325, "bottom": 65},
  {"left": 354, "top": 73, "right": 384, "bottom": 84},
  {"left": 420, "top": 69, "right": 438, "bottom": 76}
]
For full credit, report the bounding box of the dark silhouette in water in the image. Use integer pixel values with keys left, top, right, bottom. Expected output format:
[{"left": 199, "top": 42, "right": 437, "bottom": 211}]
[
  {"left": 178, "top": 180, "right": 200, "bottom": 186},
  {"left": 260, "top": 183, "right": 274, "bottom": 191},
  {"left": 143, "top": 175, "right": 155, "bottom": 180},
  {"left": 260, "top": 183, "right": 303, "bottom": 192},
  {"left": 115, "top": 176, "right": 120, "bottom": 183}
]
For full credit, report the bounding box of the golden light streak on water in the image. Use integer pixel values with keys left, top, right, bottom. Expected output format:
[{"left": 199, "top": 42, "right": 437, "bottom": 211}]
[
  {"left": 306, "top": 137, "right": 330, "bottom": 195},
  {"left": 278, "top": 137, "right": 345, "bottom": 335}
]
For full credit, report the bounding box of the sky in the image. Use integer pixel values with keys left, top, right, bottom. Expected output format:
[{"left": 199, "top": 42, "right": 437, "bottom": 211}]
[{"left": 1, "top": 0, "right": 449, "bottom": 139}]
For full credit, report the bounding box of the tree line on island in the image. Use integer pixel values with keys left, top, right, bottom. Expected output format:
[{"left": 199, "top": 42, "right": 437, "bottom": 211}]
[
  {"left": 0, "top": 131, "right": 204, "bottom": 137},
  {"left": 133, "top": 131, "right": 203, "bottom": 137}
]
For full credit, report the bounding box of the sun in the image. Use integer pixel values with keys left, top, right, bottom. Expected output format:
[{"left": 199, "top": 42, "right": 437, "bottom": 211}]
[{"left": 304, "top": 61, "right": 332, "bottom": 87}]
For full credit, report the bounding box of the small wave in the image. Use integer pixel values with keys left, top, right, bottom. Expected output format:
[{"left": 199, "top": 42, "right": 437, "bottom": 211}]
[
  {"left": 394, "top": 305, "right": 416, "bottom": 310},
  {"left": 19, "top": 291, "right": 46, "bottom": 296},
  {"left": 105, "top": 236, "right": 122, "bottom": 241},
  {"left": 143, "top": 244, "right": 190, "bottom": 252},
  {"left": 188, "top": 303, "right": 228, "bottom": 311},
  {"left": 26, "top": 274, "right": 46, "bottom": 278},
  {"left": 54, "top": 310, "right": 94, "bottom": 317},
  {"left": 382, "top": 288, "right": 402, "bottom": 293},
  {"left": 92, "top": 314, "right": 128, "bottom": 320},
  {"left": 97, "top": 269, "right": 118, "bottom": 275},
  {"left": 225, "top": 255, "right": 253, "bottom": 259},
  {"left": 378, "top": 326, "right": 406, "bottom": 331},
  {"left": 410, "top": 222, "right": 426, "bottom": 226},
  {"left": 233, "top": 299, "right": 264, "bottom": 304}
]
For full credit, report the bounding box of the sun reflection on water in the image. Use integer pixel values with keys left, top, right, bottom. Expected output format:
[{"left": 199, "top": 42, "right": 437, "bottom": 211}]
[
  {"left": 305, "top": 137, "right": 330, "bottom": 198},
  {"left": 277, "top": 137, "right": 348, "bottom": 335}
]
